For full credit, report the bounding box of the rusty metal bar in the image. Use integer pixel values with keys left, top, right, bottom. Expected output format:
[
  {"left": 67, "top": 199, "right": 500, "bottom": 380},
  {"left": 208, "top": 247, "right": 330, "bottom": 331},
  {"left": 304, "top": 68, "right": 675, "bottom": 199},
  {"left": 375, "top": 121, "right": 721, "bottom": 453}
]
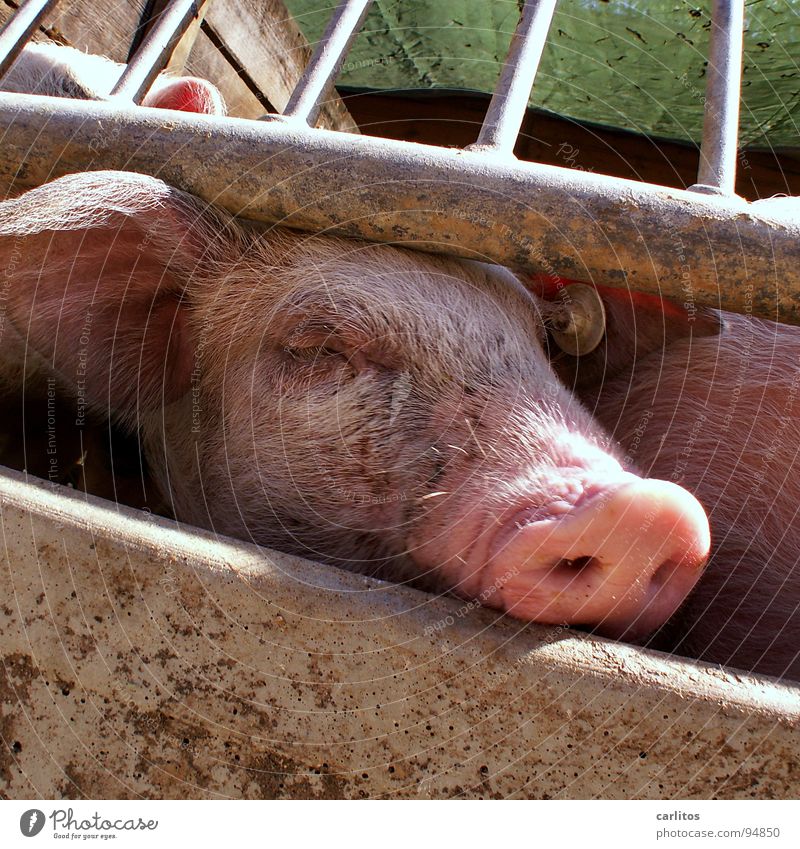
[
  {"left": 693, "top": 0, "right": 745, "bottom": 194},
  {"left": 2, "top": 93, "right": 798, "bottom": 324},
  {"left": 473, "top": 0, "right": 558, "bottom": 154},
  {"left": 110, "top": 0, "right": 205, "bottom": 103},
  {"left": 281, "top": 0, "right": 373, "bottom": 126},
  {"left": 128, "top": 0, "right": 209, "bottom": 75},
  {"left": 0, "top": 0, "right": 60, "bottom": 80}
]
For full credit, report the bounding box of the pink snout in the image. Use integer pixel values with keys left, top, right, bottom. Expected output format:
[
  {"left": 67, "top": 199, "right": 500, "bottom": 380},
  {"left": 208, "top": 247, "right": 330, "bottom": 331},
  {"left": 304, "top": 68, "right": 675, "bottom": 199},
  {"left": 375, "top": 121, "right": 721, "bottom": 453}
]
[{"left": 483, "top": 478, "right": 710, "bottom": 640}]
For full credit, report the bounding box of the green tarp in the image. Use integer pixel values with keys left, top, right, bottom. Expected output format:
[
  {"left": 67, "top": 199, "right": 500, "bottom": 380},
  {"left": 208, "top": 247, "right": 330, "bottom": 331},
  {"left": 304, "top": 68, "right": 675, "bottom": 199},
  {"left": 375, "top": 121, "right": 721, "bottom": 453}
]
[{"left": 285, "top": 0, "right": 800, "bottom": 147}]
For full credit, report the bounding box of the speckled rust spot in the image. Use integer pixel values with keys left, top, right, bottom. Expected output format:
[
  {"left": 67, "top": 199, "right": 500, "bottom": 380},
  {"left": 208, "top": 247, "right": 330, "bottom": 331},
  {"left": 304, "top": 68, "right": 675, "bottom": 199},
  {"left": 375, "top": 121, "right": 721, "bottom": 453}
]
[
  {"left": 243, "top": 749, "right": 350, "bottom": 800},
  {"left": 0, "top": 653, "right": 40, "bottom": 786},
  {"left": 1, "top": 653, "right": 40, "bottom": 704}
]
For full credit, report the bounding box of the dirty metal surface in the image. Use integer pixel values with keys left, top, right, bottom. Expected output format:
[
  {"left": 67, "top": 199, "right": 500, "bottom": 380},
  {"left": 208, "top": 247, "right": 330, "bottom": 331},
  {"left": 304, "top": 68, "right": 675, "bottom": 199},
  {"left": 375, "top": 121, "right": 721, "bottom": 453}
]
[
  {"left": 1, "top": 467, "right": 798, "bottom": 799},
  {"left": 1, "top": 94, "right": 799, "bottom": 324}
]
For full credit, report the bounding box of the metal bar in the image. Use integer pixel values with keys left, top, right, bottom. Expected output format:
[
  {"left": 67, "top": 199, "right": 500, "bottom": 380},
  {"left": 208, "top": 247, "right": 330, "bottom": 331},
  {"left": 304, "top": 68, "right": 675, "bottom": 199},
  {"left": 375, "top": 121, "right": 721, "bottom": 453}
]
[
  {"left": 128, "top": 0, "right": 209, "bottom": 75},
  {"left": 473, "top": 0, "right": 558, "bottom": 153},
  {"left": 0, "top": 0, "right": 60, "bottom": 80},
  {"left": 1, "top": 93, "right": 798, "bottom": 324},
  {"left": 281, "top": 0, "right": 373, "bottom": 126},
  {"left": 110, "top": 0, "right": 205, "bottom": 103},
  {"left": 693, "top": 0, "right": 745, "bottom": 194},
  {"left": 204, "top": 2, "right": 359, "bottom": 132}
]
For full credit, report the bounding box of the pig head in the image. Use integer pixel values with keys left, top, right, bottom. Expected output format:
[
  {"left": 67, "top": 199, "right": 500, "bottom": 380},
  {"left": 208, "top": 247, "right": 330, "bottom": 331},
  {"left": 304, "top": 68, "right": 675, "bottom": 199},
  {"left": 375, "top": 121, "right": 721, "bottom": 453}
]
[
  {"left": 532, "top": 271, "right": 800, "bottom": 680},
  {"left": 0, "top": 170, "right": 711, "bottom": 641}
]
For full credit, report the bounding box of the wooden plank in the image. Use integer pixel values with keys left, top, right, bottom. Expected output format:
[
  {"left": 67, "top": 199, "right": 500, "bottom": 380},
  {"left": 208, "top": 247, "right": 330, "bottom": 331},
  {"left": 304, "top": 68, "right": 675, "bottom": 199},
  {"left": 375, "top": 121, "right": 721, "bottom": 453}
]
[
  {"left": 0, "top": 1, "right": 356, "bottom": 129},
  {"left": 184, "top": 25, "right": 265, "bottom": 119},
  {"left": 128, "top": 0, "right": 277, "bottom": 119},
  {"left": 0, "top": 0, "right": 268, "bottom": 119},
  {"left": 203, "top": 0, "right": 358, "bottom": 132},
  {"left": 0, "top": 0, "right": 148, "bottom": 61}
]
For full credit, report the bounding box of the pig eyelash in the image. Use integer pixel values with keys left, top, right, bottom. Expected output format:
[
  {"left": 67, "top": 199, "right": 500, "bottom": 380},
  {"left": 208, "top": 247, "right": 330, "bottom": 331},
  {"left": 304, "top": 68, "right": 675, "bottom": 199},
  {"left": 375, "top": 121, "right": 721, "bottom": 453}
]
[
  {"left": 285, "top": 343, "right": 348, "bottom": 363},
  {"left": 285, "top": 343, "right": 336, "bottom": 359},
  {"left": 279, "top": 313, "right": 404, "bottom": 371},
  {"left": 281, "top": 324, "right": 401, "bottom": 373},
  {"left": 283, "top": 342, "right": 374, "bottom": 374}
]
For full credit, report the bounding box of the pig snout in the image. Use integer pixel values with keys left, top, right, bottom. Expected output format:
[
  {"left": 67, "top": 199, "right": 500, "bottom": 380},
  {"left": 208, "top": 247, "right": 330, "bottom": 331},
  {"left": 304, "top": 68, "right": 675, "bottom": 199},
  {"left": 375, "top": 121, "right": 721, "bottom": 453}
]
[
  {"left": 411, "top": 410, "right": 710, "bottom": 640},
  {"left": 482, "top": 476, "right": 710, "bottom": 640}
]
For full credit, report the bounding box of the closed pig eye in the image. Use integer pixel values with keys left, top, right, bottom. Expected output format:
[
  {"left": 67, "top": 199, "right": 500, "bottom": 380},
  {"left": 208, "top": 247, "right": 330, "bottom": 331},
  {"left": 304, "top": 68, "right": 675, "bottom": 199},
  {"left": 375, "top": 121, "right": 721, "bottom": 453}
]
[
  {"left": 281, "top": 323, "right": 400, "bottom": 374},
  {"left": 284, "top": 338, "right": 371, "bottom": 372}
]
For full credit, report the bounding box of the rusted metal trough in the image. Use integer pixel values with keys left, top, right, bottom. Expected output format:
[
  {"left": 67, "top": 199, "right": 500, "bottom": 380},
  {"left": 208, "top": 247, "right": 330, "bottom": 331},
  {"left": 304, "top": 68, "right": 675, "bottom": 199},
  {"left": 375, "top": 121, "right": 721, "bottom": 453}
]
[{"left": 1, "top": 0, "right": 799, "bottom": 800}]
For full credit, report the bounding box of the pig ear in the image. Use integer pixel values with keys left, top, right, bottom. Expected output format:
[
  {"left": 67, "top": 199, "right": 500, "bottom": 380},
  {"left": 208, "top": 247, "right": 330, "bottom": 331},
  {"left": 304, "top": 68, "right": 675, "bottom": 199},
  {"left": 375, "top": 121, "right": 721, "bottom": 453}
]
[
  {"left": 143, "top": 77, "right": 226, "bottom": 115},
  {"left": 521, "top": 273, "right": 721, "bottom": 390},
  {"left": 0, "top": 170, "right": 236, "bottom": 420}
]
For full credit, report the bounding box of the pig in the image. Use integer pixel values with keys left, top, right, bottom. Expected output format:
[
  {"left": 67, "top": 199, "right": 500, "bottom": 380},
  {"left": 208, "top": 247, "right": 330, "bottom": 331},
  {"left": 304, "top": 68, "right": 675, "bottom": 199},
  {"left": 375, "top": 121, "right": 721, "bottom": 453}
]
[
  {"left": 0, "top": 168, "right": 712, "bottom": 650},
  {"left": 534, "top": 252, "right": 800, "bottom": 682},
  {"left": 0, "top": 40, "right": 225, "bottom": 115},
  {"left": 0, "top": 41, "right": 714, "bottom": 664}
]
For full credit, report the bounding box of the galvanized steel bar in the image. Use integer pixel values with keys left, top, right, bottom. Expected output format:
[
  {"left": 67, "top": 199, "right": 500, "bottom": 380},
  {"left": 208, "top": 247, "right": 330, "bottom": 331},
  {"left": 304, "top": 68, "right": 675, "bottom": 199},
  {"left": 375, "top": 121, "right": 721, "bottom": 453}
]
[
  {"left": 110, "top": 0, "right": 204, "bottom": 103},
  {"left": 694, "top": 0, "right": 745, "bottom": 194},
  {"left": 281, "top": 0, "right": 373, "bottom": 126},
  {"left": 1, "top": 93, "right": 799, "bottom": 324},
  {"left": 474, "top": 0, "right": 558, "bottom": 153},
  {"left": 0, "top": 0, "right": 60, "bottom": 80}
]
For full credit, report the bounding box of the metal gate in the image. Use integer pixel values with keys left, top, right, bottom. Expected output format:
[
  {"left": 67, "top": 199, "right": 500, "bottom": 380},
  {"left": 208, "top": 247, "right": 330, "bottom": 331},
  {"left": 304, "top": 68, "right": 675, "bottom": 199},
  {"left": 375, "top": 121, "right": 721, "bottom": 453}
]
[{"left": 1, "top": 0, "right": 796, "bottom": 322}]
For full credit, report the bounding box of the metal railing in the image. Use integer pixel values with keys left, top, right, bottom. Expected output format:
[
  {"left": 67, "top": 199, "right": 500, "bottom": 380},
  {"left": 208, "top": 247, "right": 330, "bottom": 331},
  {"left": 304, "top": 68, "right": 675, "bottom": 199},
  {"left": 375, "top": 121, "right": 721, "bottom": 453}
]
[
  {"left": 0, "top": 0, "right": 60, "bottom": 78},
  {"left": 470, "top": 0, "right": 558, "bottom": 154},
  {"left": 0, "top": 0, "right": 795, "bottom": 323},
  {"left": 281, "top": 0, "right": 373, "bottom": 127},
  {"left": 693, "top": 0, "right": 745, "bottom": 195},
  {"left": 110, "top": 0, "right": 207, "bottom": 103}
]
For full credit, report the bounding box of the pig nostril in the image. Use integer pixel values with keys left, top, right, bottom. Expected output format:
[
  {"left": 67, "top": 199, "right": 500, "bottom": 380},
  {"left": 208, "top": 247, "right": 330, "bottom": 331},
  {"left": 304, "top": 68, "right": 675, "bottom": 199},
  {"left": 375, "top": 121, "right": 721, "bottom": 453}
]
[
  {"left": 651, "top": 558, "right": 680, "bottom": 589},
  {"left": 552, "top": 555, "right": 596, "bottom": 573}
]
